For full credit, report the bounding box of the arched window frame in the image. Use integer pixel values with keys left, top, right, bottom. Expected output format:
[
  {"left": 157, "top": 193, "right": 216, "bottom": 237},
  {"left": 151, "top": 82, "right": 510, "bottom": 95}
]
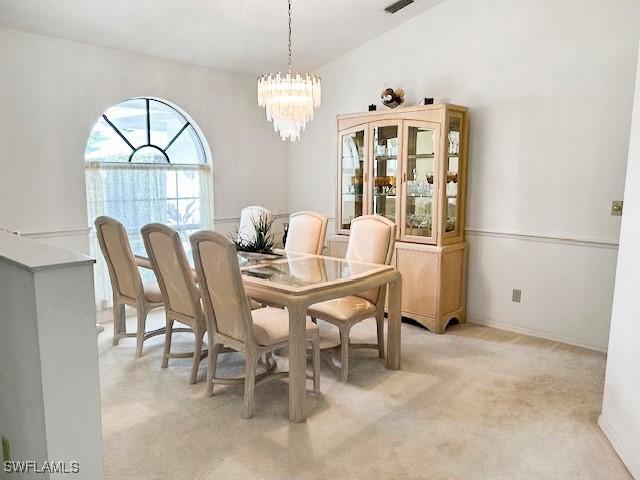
[{"left": 97, "top": 97, "right": 206, "bottom": 165}]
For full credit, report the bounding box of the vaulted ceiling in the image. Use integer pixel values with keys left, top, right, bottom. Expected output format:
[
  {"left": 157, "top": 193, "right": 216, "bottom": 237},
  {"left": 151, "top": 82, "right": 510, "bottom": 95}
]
[{"left": 0, "top": 0, "right": 444, "bottom": 75}]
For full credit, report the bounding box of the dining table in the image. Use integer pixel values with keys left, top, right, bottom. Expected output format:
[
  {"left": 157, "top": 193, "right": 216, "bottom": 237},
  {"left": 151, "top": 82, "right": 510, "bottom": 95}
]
[{"left": 139, "top": 248, "right": 402, "bottom": 423}]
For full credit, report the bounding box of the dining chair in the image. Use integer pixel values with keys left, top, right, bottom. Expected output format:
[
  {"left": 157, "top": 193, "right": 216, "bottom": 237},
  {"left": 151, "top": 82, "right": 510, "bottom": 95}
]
[
  {"left": 284, "top": 211, "right": 328, "bottom": 255},
  {"left": 190, "top": 230, "right": 320, "bottom": 419},
  {"left": 307, "top": 215, "right": 396, "bottom": 381},
  {"left": 94, "top": 216, "right": 165, "bottom": 358},
  {"left": 141, "top": 224, "right": 207, "bottom": 384},
  {"left": 238, "top": 206, "right": 272, "bottom": 245}
]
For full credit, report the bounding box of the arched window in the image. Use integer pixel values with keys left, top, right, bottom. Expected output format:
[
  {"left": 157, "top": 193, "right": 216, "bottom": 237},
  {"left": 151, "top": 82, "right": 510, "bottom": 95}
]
[{"left": 85, "top": 98, "right": 212, "bottom": 308}]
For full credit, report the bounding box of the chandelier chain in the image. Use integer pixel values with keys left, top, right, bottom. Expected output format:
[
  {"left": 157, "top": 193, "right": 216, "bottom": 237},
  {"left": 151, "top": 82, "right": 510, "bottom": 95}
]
[
  {"left": 257, "top": 0, "right": 321, "bottom": 141},
  {"left": 288, "top": 0, "right": 292, "bottom": 74}
]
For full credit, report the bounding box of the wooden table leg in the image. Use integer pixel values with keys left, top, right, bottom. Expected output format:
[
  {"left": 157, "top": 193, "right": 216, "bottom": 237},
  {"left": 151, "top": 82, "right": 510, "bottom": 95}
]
[
  {"left": 386, "top": 271, "right": 402, "bottom": 370},
  {"left": 287, "top": 300, "right": 307, "bottom": 423}
]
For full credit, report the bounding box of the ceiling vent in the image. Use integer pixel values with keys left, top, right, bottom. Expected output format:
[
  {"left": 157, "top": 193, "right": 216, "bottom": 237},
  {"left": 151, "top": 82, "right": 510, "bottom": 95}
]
[{"left": 384, "top": 0, "right": 414, "bottom": 14}]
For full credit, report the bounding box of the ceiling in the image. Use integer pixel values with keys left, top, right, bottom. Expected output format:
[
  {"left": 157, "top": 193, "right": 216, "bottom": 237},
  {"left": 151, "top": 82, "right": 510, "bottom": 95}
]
[{"left": 0, "top": 0, "right": 444, "bottom": 75}]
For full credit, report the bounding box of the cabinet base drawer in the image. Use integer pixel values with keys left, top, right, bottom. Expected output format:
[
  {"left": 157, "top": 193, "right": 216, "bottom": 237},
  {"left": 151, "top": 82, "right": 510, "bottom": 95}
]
[{"left": 329, "top": 235, "right": 468, "bottom": 334}]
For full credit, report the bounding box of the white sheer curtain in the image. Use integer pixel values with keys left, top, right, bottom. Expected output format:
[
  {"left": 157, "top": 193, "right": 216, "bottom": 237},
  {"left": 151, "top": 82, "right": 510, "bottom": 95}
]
[{"left": 86, "top": 162, "right": 213, "bottom": 310}]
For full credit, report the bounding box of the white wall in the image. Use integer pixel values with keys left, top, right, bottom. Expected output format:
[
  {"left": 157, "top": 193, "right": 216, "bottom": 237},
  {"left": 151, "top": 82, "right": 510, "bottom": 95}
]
[
  {"left": 289, "top": 0, "right": 640, "bottom": 350},
  {"left": 0, "top": 28, "right": 289, "bottom": 250},
  {"left": 600, "top": 45, "right": 640, "bottom": 479}
]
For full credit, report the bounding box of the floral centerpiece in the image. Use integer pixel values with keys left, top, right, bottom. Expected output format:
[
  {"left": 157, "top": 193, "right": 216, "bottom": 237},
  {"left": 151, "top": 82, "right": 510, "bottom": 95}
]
[{"left": 231, "top": 212, "right": 277, "bottom": 254}]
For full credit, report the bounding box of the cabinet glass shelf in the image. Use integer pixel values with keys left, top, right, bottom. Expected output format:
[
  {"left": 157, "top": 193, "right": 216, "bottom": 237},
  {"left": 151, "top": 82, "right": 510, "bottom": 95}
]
[{"left": 371, "top": 124, "right": 400, "bottom": 222}]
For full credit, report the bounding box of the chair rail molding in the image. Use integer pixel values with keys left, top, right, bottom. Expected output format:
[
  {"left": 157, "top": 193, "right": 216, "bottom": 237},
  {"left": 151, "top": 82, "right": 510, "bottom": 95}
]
[
  {"left": 465, "top": 227, "right": 619, "bottom": 250},
  {"left": 214, "top": 213, "right": 291, "bottom": 225},
  {"left": 17, "top": 224, "right": 619, "bottom": 249},
  {"left": 19, "top": 227, "right": 92, "bottom": 239},
  {"left": 327, "top": 217, "right": 619, "bottom": 249}
]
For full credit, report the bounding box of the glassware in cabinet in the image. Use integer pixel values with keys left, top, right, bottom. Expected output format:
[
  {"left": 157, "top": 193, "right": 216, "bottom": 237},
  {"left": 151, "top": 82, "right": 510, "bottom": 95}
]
[
  {"left": 402, "top": 121, "right": 439, "bottom": 243},
  {"left": 370, "top": 123, "right": 400, "bottom": 224},
  {"left": 444, "top": 114, "right": 463, "bottom": 236},
  {"left": 338, "top": 128, "right": 367, "bottom": 232}
]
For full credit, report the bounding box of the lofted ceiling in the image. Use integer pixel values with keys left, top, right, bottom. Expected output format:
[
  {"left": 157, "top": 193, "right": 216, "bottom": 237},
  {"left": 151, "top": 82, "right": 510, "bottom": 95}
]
[{"left": 0, "top": 0, "right": 444, "bottom": 75}]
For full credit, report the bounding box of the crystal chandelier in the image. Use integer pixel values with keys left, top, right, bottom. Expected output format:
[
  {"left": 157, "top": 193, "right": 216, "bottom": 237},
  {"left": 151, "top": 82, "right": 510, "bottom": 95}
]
[{"left": 257, "top": 0, "right": 321, "bottom": 141}]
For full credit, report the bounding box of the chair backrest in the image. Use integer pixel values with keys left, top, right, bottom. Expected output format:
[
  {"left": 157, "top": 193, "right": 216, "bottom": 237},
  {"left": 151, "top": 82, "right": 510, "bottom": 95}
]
[
  {"left": 285, "top": 211, "right": 328, "bottom": 255},
  {"left": 190, "top": 231, "right": 254, "bottom": 344},
  {"left": 142, "top": 223, "right": 199, "bottom": 319},
  {"left": 345, "top": 215, "right": 396, "bottom": 303},
  {"left": 94, "top": 216, "right": 142, "bottom": 301},
  {"left": 238, "top": 206, "right": 272, "bottom": 244}
]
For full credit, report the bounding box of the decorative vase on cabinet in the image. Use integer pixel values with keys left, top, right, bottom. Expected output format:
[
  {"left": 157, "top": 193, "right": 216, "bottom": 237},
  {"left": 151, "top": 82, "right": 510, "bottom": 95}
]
[{"left": 330, "top": 104, "right": 468, "bottom": 333}]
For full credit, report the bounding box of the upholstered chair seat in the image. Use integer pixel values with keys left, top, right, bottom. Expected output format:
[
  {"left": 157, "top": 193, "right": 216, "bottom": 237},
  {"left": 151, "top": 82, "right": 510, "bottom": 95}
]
[
  {"left": 252, "top": 307, "right": 319, "bottom": 346},
  {"left": 143, "top": 282, "right": 164, "bottom": 303},
  {"left": 249, "top": 298, "right": 263, "bottom": 310},
  {"left": 191, "top": 230, "right": 321, "bottom": 419},
  {"left": 308, "top": 296, "right": 377, "bottom": 323},
  {"left": 95, "top": 216, "right": 165, "bottom": 358},
  {"left": 308, "top": 215, "right": 396, "bottom": 381}
]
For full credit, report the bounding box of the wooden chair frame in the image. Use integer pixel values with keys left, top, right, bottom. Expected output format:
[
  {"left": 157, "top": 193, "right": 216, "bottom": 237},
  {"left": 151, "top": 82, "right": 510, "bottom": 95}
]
[
  {"left": 191, "top": 230, "right": 320, "bottom": 419},
  {"left": 95, "top": 216, "right": 165, "bottom": 358},
  {"left": 310, "top": 215, "right": 396, "bottom": 381},
  {"left": 141, "top": 223, "right": 207, "bottom": 384}
]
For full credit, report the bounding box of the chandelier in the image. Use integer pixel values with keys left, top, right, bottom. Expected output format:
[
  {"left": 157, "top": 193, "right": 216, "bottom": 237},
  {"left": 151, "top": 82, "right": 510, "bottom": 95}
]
[{"left": 257, "top": 0, "right": 321, "bottom": 141}]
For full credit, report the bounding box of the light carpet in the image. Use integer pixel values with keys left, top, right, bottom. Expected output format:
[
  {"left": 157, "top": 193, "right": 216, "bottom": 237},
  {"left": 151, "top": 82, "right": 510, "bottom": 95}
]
[{"left": 98, "top": 311, "right": 629, "bottom": 480}]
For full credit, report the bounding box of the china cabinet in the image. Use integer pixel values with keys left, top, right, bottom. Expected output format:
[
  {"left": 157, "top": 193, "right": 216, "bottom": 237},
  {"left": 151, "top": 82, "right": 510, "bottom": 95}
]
[{"left": 328, "top": 104, "right": 468, "bottom": 333}]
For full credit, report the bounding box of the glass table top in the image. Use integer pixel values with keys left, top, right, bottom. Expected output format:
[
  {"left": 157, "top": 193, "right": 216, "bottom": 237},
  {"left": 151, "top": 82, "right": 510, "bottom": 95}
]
[
  {"left": 240, "top": 254, "right": 391, "bottom": 293},
  {"left": 137, "top": 246, "right": 391, "bottom": 294}
]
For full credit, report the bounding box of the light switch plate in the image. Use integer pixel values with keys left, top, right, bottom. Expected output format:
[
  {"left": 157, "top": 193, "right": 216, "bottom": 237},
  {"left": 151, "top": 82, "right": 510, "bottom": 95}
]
[{"left": 611, "top": 200, "right": 624, "bottom": 216}]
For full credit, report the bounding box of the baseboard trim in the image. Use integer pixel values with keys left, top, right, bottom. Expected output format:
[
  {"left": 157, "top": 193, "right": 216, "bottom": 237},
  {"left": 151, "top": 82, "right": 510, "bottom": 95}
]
[
  {"left": 468, "top": 315, "right": 608, "bottom": 352},
  {"left": 598, "top": 414, "right": 639, "bottom": 478}
]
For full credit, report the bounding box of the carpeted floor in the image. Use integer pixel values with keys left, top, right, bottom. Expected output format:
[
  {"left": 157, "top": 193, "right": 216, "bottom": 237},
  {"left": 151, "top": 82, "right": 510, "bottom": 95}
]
[{"left": 98, "top": 311, "right": 630, "bottom": 480}]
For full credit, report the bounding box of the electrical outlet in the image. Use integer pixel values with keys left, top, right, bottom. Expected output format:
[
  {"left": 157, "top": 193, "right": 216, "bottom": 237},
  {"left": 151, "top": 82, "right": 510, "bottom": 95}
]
[
  {"left": 2, "top": 435, "right": 10, "bottom": 462},
  {"left": 611, "top": 200, "right": 624, "bottom": 216},
  {"left": 512, "top": 289, "right": 522, "bottom": 303}
]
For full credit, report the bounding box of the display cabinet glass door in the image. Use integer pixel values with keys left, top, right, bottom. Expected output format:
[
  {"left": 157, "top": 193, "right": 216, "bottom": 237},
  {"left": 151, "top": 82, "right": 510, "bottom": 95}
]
[
  {"left": 338, "top": 127, "right": 368, "bottom": 233},
  {"left": 444, "top": 114, "right": 463, "bottom": 237},
  {"left": 370, "top": 122, "right": 400, "bottom": 224},
  {"left": 401, "top": 121, "right": 439, "bottom": 243}
]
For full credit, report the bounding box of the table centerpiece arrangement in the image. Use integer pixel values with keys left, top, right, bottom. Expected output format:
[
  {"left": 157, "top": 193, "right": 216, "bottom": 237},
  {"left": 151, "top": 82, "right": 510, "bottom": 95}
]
[{"left": 231, "top": 212, "right": 282, "bottom": 260}]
